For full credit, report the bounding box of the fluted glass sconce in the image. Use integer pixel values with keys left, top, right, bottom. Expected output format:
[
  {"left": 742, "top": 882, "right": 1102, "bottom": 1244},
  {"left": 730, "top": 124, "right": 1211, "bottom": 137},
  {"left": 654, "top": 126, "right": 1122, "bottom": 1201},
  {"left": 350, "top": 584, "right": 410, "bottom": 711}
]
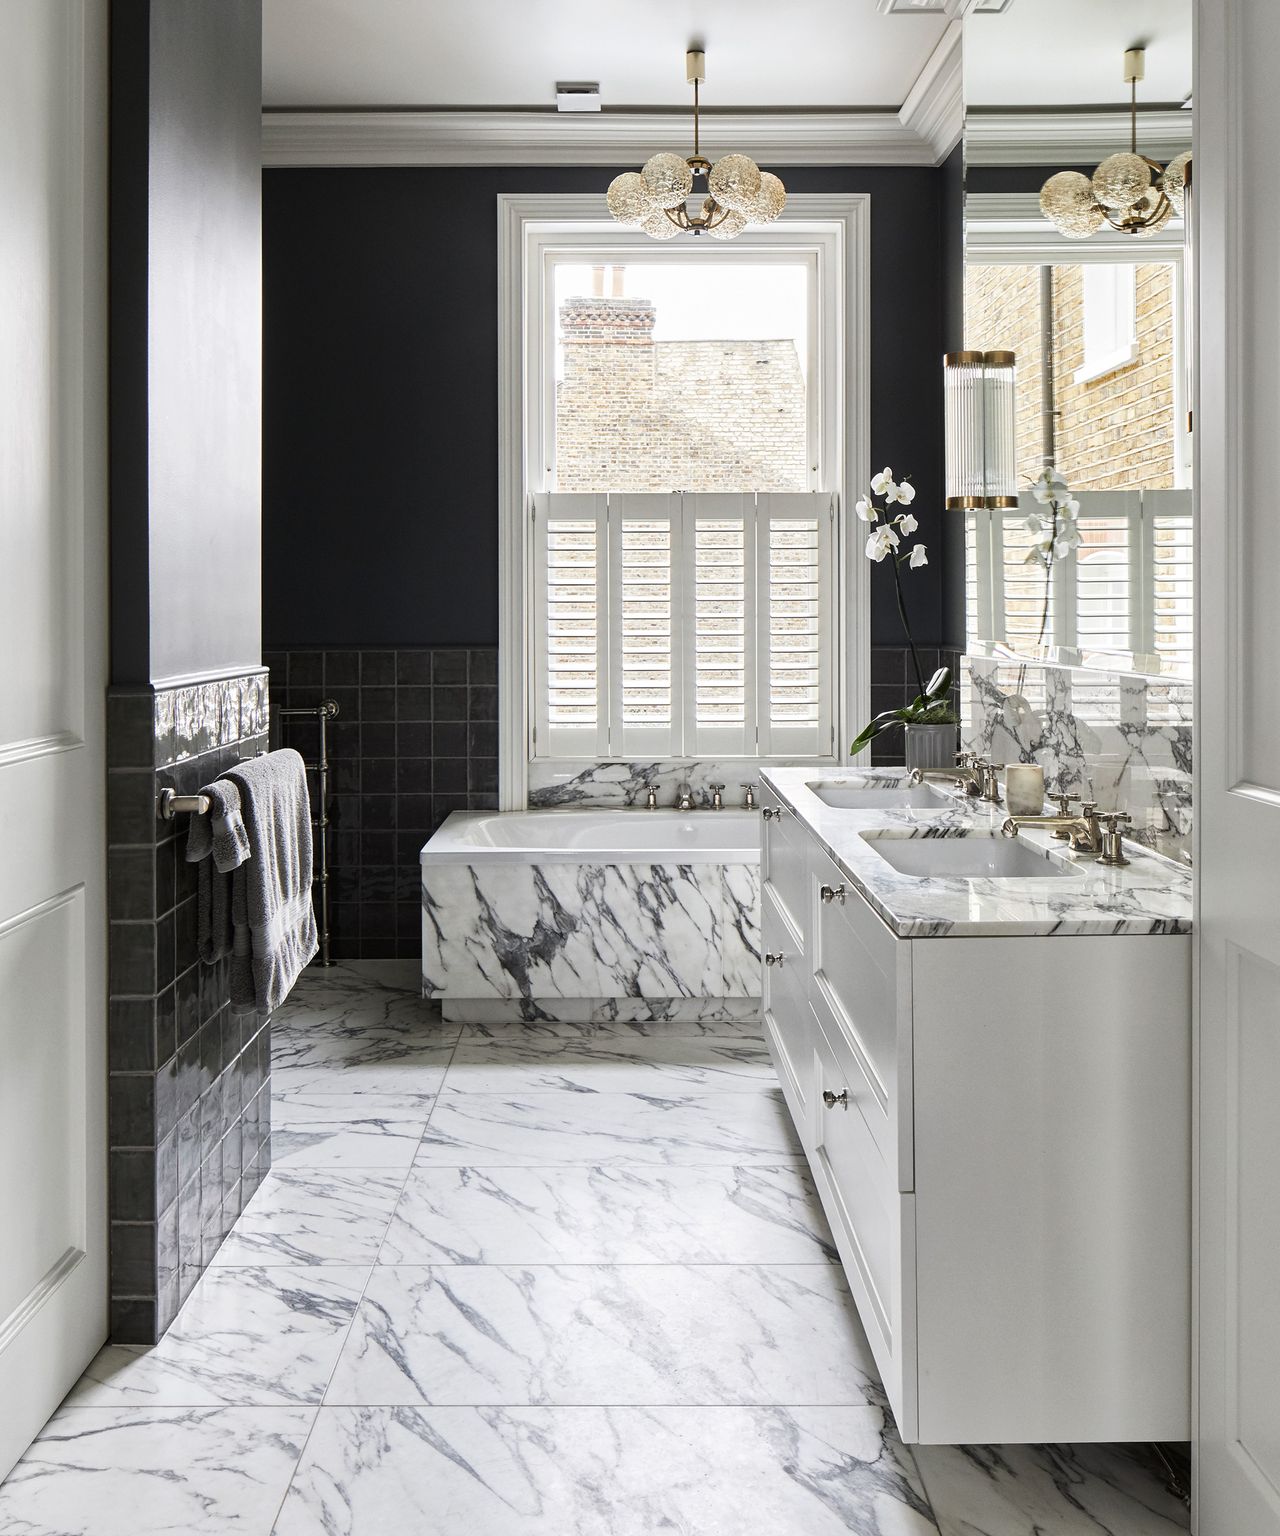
[{"left": 944, "top": 350, "right": 1017, "bottom": 510}]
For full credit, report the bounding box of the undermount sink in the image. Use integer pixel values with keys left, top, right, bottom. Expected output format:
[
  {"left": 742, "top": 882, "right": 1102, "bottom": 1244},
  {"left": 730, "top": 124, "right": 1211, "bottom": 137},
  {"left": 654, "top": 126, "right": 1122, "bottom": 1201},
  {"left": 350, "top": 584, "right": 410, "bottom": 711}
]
[
  {"left": 861, "top": 831, "right": 1081, "bottom": 879},
  {"left": 806, "top": 780, "right": 953, "bottom": 810}
]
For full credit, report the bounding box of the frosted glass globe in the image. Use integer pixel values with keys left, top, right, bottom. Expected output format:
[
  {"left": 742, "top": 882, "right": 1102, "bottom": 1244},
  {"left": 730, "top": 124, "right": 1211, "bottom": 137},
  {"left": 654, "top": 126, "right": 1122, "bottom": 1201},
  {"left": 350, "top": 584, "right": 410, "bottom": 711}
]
[
  {"left": 1092, "top": 152, "right": 1151, "bottom": 211},
  {"left": 606, "top": 172, "right": 651, "bottom": 228},
  {"left": 641, "top": 152, "right": 694, "bottom": 211},
  {"left": 708, "top": 153, "right": 762, "bottom": 213},
  {"left": 741, "top": 171, "right": 786, "bottom": 226}
]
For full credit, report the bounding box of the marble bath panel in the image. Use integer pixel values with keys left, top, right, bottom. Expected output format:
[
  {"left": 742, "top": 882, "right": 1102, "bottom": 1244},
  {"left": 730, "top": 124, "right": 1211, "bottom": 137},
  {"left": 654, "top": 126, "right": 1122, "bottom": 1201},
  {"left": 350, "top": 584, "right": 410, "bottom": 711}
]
[
  {"left": 0, "top": 1406, "right": 315, "bottom": 1536},
  {"left": 528, "top": 759, "right": 778, "bottom": 810},
  {"left": 274, "top": 1405, "right": 937, "bottom": 1536},
  {"left": 325, "top": 1263, "right": 883, "bottom": 1408},
  {"left": 423, "top": 860, "right": 760, "bottom": 1005},
  {"left": 962, "top": 655, "right": 1193, "bottom": 863}
]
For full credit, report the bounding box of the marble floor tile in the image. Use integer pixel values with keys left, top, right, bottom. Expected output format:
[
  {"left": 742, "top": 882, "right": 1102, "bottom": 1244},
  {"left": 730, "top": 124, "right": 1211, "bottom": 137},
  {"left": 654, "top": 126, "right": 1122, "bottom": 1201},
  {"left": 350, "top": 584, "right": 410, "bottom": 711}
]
[
  {"left": 271, "top": 1051, "right": 451, "bottom": 1100},
  {"left": 413, "top": 1090, "right": 804, "bottom": 1167},
  {"left": 274, "top": 1405, "right": 938, "bottom": 1536},
  {"left": 458, "top": 1011, "right": 764, "bottom": 1041},
  {"left": 443, "top": 1036, "right": 778, "bottom": 1093},
  {"left": 379, "top": 1163, "right": 837, "bottom": 1265},
  {"left": 270, "top": 1118, "right": 430, "bottom": 1173},
  {"left": 325, "top": 1263, "right": 882, "bottom": 1408},
  {"left": 69, "top": 1267, "right": 368, "bottom": 1406},
  {"left": 273, "top": 965, "right": 458, "bottom": 1042},
  {"left": 0, "top": 1407, "right": 314, "bottom": 1536},
  {"left": 211, "top": 1171, "right": 405, "bottom": 1266},
  {"left": 911, "top": 1441, "right": 1190, "bottom": 1535}
]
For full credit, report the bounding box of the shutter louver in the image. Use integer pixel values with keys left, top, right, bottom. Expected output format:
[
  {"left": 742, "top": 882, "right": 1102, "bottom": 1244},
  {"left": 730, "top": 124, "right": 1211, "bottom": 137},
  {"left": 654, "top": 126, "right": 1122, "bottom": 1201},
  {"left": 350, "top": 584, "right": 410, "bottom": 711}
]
[
  {"left": 533, "top": 493, "right": 608, "bottom": 756},
  {"left": 758, "top": 493, "right": 834, "bottom": 757},
  {"left": 1146, "top": 489, "right": 1194, "bottom": 677},
  {"left": 609, "top": 494, "right": 680, "bottom": 755},
  {"left": 684, "top": 493, "right": 755, "bottom": 756}
]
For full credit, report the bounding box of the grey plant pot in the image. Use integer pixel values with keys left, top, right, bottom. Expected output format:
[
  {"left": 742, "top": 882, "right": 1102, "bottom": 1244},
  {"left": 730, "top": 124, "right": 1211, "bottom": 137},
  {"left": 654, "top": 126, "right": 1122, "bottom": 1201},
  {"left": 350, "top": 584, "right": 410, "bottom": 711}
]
[{"left": 903, "top": 721, "right": 958, "bottom": 774}]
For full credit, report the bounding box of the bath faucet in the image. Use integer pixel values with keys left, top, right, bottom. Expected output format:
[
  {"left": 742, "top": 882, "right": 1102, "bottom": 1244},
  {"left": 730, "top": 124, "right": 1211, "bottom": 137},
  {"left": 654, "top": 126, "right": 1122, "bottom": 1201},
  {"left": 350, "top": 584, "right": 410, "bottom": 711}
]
[
  {"left": 1002, "top": 800, "right": 1106, "bottom": 856},
  {"left": 909, "top": 752, "right": 984, "bottom": 797},
  {"left": 644, "top": 785, "right": 659, "bottom": 811},
  {"left": 740, "top": 782, "right": 757, "bottom": 811},
  {"left": 709, "top": 783, "right": 725, "bottom": 811},
  {"left": 676, "top": 785, "right": 695, "bottom": 812}
]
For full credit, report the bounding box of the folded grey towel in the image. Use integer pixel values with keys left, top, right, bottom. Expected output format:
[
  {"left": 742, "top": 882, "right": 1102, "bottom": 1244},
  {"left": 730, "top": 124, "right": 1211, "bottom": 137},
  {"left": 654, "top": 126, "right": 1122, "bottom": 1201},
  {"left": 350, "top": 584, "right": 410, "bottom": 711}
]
[
  {"left": 184, "top": 779, "right": 250, "bottom": 963},
  {"left": 222, "top": 748, "right": 318, "bottom": 1012}
]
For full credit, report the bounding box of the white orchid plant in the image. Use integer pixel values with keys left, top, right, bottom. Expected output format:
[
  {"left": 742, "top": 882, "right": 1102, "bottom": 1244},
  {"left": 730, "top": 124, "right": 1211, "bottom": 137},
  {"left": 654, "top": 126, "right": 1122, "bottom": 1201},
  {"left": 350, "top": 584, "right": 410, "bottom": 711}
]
[
  {"left": 851, "top": 466, "right": 956, "bottom": 757},
  {"left": 1024, "top": 465, "right": 1081, "bottom": 647}
]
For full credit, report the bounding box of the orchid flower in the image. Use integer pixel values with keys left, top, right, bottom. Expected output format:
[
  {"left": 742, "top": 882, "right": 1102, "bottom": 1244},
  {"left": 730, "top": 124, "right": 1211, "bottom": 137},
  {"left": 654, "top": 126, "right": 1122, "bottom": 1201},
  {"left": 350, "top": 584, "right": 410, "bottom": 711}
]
[
  {"left": 887, "top": 479, "right": 916, "bottom": 506},
  {"left": 870, "top": 466, "right": 895, "bottom": 497},
  {"left": 908, "top": 543, "right": 928, "bottom": 568},
  {"left": 854, "top": 497, "right": 877, "bottom": 523},
  {"left": 896, "top": 512, "right": 918, "bottom": 536},
  {"left": 866, "top": 525, "right": 900, "bottom": 562}
]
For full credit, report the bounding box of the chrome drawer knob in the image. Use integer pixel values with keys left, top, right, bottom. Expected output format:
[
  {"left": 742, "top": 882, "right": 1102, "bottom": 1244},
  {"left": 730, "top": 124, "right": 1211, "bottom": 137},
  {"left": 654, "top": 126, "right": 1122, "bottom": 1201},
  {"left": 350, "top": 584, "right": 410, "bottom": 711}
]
[
  {"left": 764, "top": 951, "right": 785, "bottom": 967},
  {"left": 762, "top": 806, "right": 783, "bottom": 821},
  {"left": 819, "top": 882, "right": 846, "bottom": 904},
  {"left": 823, "top": 1089, "right": 849, "bottom": 1109}
]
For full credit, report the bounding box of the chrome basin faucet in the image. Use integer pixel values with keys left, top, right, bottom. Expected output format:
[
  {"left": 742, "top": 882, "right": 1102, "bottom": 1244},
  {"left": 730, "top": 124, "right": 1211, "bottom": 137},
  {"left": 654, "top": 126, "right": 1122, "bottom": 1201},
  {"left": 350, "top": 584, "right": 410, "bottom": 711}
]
[{"left": 676, "top": 785, "right": 695, "bottom": 812}]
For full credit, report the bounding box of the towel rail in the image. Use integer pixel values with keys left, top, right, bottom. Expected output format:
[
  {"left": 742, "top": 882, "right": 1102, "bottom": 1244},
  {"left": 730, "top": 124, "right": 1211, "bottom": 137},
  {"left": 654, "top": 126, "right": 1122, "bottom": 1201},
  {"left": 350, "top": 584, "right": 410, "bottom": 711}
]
[{"left": 157, "top": 698, "right": 341, "bottom": 968}]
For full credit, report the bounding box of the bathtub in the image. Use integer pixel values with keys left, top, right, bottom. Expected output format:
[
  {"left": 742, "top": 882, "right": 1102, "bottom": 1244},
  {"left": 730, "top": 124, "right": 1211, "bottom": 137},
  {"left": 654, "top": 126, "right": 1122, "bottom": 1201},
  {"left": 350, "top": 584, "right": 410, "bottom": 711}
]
[{"left": 421, "top": 809, "right": 761, "bottom": 1025}]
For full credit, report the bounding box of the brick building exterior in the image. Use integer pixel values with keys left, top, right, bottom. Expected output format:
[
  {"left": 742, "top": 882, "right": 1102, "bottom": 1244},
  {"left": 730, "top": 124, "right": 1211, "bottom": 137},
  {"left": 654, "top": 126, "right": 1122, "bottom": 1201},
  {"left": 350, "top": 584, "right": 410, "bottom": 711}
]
[
  {"left": 965, "top": 261, "right": 1178, "bottom": 492},
  {"left": 555, "top": 294, "right": 808, "bottom": 493}
]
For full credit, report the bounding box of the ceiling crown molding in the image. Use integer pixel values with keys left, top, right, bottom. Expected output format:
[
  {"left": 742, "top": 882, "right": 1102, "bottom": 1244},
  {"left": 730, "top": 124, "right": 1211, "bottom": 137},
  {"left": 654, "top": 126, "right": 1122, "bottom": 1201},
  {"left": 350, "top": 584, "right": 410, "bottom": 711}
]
[
  {"left": 965, "top": 107, "right": 1193, "bottom": 166},
  {"left": 897, "top": 21, "right": 963, "bottom": 161},
  {"left": 261, "top": 107, "right": 946, "bottom": 168}
]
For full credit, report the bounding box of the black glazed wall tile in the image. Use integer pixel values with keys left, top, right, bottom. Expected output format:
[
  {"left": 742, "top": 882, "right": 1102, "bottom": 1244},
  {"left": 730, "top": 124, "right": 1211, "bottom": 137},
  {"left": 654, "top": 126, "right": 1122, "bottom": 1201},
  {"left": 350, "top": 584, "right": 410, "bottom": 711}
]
[
  {"left": 109, "top": 847, "right": 157, "bottom": 920},
  {"left": 323, "top": 651, "right": 359, "bottom": 685},
  {"left": 110, "top": 1298, "right": 156, "bottom": 1346},
  {"left": 110, "top": 921, "right": 157, "bottom": 997},
  {"left": 109, "top": 1073, "right": 155, "bottom": 1149},
  {"left": 431, "top": 685, "right": 467, "bottom": 721},
  {"left": 468, "top": 649, "right": 498, "bottom": 684},
  {"left": 109, "top": 996, "right": 158, "bottom": 1075},
  {"left": 361, "top": 650, "right": 395, "bottom": 685},
  {"left": 431, "top": 650, "right": 467, "bottom": 685},
  {"left": 431, "top": 757, "right": 466, "bottom": 794},
  {"left": 364, "top": 758, "right": 395, "bottom": 793},
  {"left": 110, "top": 1222, "right": 157, "bottom": 1295},
  {"left": 395, "top": 651, "right": 432, "bottom": 685}
]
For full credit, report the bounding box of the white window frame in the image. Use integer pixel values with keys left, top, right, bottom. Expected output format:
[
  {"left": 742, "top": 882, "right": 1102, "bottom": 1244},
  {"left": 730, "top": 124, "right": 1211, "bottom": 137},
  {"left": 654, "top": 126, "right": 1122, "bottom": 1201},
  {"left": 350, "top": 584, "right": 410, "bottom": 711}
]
[
  {"left": 1074, "top": 263, "right": 1138, "bottom": 383},
  {"left": 497, "top": 193, "right": 870, "bottom": 809}
]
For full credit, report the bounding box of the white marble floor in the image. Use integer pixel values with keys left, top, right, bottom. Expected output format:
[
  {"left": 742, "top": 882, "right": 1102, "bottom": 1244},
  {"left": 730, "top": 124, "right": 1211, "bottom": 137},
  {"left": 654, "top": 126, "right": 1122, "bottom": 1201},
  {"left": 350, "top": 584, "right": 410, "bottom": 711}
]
[{"left": 0, "top": 966, "right": 1192, "bottom": 1535}]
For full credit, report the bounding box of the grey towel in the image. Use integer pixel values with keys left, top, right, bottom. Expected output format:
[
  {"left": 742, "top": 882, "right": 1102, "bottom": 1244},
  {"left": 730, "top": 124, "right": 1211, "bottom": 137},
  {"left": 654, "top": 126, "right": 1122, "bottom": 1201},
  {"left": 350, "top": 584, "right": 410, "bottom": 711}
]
[
  {"left": 184, "top": 779, "right": 250, "bottom": 963},
  {"left": 220, "top": 748, "right": 318, "bottom": 1012}
]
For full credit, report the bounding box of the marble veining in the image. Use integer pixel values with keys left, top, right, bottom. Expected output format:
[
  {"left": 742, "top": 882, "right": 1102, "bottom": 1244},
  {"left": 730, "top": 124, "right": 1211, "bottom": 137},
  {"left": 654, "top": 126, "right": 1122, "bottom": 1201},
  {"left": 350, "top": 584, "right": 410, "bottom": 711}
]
[
  {"left": 325, "top": 1263, "right": 883, "bottom": 1408},
  {"left": 423, "top": 859, "right": 760, "bottom": 1015},
  {"left": 274, "top": 1405, "right": 938, "bottom": 1536},
  {"left": 911, "top": 1440, "right": 1191, "bottom": 1535},
  {"left": 442, "top": 1036, "right": 776, "bottom": 1094},
  {"left": 528, "top": 758, "right": 770, "bottom": 809},
  {"left": 0, "top": 1407, "right": 314, "bottom": 1536},
  {"left": 763, "top": 767, "right": 1192, "bottom": 938},
  {"left": 963, "top": 655, "right": 1193, "bottom": 864},
  {"left": 413, "top": 1089, "right": 804, "bottom": 1167},
  {"left": 7, "top": 965, "right": 1191, "bottom": 1535},
  {"left": 378, "top": 1163, "right": 837, "bottom": 1266}
]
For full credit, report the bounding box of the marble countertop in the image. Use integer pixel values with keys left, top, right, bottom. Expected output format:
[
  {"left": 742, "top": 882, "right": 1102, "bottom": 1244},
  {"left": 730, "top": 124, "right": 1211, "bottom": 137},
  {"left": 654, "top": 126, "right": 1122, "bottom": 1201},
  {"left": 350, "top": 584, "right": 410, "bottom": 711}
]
[{"left": 760, "top": 767, "right": 1193, "bottom": 939}]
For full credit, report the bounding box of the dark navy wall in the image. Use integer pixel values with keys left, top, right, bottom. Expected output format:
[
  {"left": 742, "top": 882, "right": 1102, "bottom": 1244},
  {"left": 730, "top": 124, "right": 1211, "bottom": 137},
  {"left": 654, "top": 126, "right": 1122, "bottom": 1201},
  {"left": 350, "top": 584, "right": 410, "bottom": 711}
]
[{"left": 262, "top": 162, "right": 960, "bottom": 651}]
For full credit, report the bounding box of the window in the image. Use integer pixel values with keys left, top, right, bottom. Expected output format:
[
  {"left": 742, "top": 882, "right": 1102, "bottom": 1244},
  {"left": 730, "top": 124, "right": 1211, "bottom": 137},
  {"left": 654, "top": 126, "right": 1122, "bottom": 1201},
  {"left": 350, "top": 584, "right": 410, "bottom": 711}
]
[
  {"left": 500, "top": 195, "right": 869, "bottom": 800},
  {"left": 533, "top": 491, "right": 834, "bottom": 758},
  {"left": 1075, "top": 264, "right": 1137, "bottom": 383}
]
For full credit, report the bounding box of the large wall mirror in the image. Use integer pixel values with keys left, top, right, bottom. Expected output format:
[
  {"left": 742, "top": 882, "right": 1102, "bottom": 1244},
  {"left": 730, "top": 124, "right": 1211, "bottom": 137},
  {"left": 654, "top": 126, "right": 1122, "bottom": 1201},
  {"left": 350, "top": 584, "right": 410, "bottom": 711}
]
[{"left": 962, "top": 0, "right": 1192, "bottom": 679}]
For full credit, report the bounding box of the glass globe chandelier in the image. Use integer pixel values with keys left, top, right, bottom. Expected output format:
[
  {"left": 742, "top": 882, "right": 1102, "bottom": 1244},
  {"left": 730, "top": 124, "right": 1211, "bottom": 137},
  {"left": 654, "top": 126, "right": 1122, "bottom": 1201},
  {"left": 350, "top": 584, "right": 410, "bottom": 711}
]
[
  {"left": 1040, "top": 48, "right": 1191, "bottom": 241},
  {"left": 607, "top": 50, "right": 786, "bottom": 241}
]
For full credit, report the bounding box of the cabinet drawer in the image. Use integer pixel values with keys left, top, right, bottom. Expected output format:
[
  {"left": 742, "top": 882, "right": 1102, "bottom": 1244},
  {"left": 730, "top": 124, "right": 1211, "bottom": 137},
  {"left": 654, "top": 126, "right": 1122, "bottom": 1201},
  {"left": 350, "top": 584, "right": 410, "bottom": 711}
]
[
  {"left": 761, "top": 786, "right": 809, "bottom": 941},
  {"left": 812, "top": 1005, "right": 915, "bottom": 1433},
  {"left": 810, "top": 848, "right": 913, "bottom": 1189},
  {"left": 762, "top": 887, "right": 812, "bottom": 1128}
]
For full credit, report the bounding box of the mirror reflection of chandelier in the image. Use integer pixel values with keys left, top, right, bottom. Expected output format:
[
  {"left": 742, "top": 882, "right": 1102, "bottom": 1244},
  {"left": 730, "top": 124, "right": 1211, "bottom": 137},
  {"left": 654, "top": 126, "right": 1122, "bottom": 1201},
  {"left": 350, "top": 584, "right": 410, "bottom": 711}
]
[
  {"left": 606, "top": 50, "right": 787, "bottom": 241},
  {"left": 1040, "top": 48, "right": 1191, "bottom": 240}
]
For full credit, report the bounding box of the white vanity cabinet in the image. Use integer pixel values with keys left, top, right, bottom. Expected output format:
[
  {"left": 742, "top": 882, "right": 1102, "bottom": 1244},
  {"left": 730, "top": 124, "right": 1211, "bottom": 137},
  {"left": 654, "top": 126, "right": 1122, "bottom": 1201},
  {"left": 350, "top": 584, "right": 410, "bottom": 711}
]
[{"left": 761, "top": 796, "right": 1192, "bottom": 1446}]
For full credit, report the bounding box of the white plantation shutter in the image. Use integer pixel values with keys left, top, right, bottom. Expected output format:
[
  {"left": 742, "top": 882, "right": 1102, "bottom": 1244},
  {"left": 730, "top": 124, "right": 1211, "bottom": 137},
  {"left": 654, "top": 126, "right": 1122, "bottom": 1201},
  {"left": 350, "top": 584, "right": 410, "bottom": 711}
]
[
  {"left": 757, "top": 493, "right": 835, "bottom": 757},
  {"left": 533, "top": 493, "right": 608, "bottom": 756},
  {"left": 532, "top": 491, "right": 835, "bottom": 758},
  {"left": 971, "top": 489, "right": 1193, "bottom": 675},
  {"left": 683, "top": 494, "right": 757, "bottom": 757},
  {"left": 609, "top": 494, "right": 681, "bottom": 756}
]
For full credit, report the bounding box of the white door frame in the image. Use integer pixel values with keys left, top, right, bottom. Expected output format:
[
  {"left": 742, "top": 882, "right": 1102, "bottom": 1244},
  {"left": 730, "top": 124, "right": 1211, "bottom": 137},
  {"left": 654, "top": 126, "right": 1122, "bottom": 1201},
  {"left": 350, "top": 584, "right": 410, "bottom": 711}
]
[
  {"left": 496, "top": 192, "right": 871, "bottom": 810},
  {"left": 0, "top": 0, "right": 109, "bottom": 1479}
]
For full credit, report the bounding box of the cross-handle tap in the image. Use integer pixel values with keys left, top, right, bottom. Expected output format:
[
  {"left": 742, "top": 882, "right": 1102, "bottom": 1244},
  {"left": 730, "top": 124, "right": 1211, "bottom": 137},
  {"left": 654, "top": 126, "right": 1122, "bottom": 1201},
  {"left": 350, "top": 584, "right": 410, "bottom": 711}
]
[
  {"left": 740, "top": 782, "right": 757, "bottom": 811},
  {"left": 1099, "top": 812, "right": 1133, "bottom": 866},
  {"left": 709, "top": 783, "right": 725, "bottom": 811},
  {"left": 978, "top": 761, "right": 1004, "bottom": 804}
]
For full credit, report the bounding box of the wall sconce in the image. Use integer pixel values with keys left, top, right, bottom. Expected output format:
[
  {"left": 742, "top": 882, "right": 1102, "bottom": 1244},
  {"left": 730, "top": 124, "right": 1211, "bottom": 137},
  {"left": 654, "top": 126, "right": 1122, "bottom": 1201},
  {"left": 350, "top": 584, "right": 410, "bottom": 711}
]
[{"left": 944, "top": 350, "right": 1018, "bottom": 509}]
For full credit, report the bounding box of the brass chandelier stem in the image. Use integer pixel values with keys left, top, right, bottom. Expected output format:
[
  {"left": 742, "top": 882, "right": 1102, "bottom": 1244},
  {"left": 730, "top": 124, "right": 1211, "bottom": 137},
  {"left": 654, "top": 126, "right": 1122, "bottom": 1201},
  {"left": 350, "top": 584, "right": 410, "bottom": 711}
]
[{"left": 693, "top": 75, "right": 700, "bottom": 159}]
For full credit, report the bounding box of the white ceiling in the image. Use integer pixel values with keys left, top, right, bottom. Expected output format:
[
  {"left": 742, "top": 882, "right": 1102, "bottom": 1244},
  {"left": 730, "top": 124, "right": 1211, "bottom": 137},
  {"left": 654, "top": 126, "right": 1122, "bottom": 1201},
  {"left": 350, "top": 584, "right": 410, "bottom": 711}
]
[
  {"left": 965, "top": 0, "right": 1192, "bottom": 108},
  {"left": 260, "top": 0, "right": 950, "bottom": 110}
]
